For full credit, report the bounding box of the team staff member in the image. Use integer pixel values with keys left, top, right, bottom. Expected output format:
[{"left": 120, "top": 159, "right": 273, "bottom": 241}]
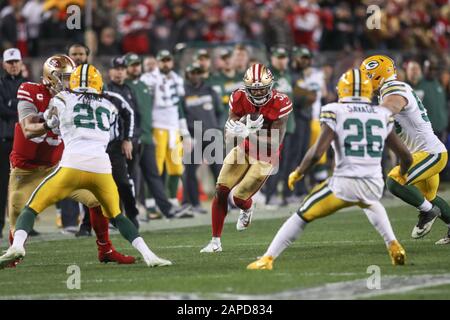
[
  {"left": 124, "top": 53, "right": 192, "bottom": 219},
  {"left": 182, "top": 63, "right": 222, "bottom": 214},
  {"left": 0, "top": 48, "right": 27, "bottom": 238}
]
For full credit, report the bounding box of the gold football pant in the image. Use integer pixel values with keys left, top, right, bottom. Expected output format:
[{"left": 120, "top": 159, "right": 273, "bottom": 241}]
[
  {"left": 152, "top": 128, "right": 184, "bottom": 176},
  {"left": 217, "top": 146, "right": 273, "bottom": 200},
  {"left": 388, "top": 151, "right": 448, "bottom": 201},
  {"left": 8, "top": 166, "right": 100, "bottom": 231},
  {"left": 25, "top": 167, "right": 120, "bottom": 220},
  {"left": 298, "top": 181, "right": 361, "bottom": 222}
]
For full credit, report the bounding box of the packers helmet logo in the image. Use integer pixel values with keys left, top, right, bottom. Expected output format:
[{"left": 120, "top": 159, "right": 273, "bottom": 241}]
[{"left": 365, "top": 61, "right": 379, "bottom": 70}]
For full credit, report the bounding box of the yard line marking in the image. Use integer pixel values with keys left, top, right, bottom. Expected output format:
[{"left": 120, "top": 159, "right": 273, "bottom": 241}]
[{"left": 2, "top": 274, "right": 450, "bottom": 300}]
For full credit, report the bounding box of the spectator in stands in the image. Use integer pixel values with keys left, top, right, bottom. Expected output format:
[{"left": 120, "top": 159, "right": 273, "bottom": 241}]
[
  {"left": 0, "top": 0, "right": 28, "bottom": 55},
  {"left": 262, "top": 6, "right": 293, "bottom": 51},
  {"left": 173, "top": 5, "right": 207, "bottom": 44},
  {"left": 22, "top": 0, "right": 44, "bottom": 57},
  {"left": 118, "top": 0, "right": 152, "bottom": 54},
  {"left": 97, "top": 27, "right": 121, "bottom": 56}
]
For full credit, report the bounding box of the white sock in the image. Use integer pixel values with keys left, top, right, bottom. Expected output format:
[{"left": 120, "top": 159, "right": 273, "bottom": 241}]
[
  {"left": 265, "top": 213, "right": 307, "bottom": 258},
  {"left": 363, "top": 202, "right": 396, "bottom": 245},
  {"left": 212, "top": 237, "right": 221, "bottom": 244},
  {"left": 418, "top": 199, "right": 433, "bottom": 212},
  {"left": 132, "top": 237, "right": 158, "bottom": 260},
  {"left": 12, "top": 230, "right": 28, "bottom": 249}
]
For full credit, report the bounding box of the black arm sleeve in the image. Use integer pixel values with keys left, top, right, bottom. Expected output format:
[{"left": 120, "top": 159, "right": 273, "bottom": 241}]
[{"left": 104, "top": 91, "right": 135, "bottom": 140}]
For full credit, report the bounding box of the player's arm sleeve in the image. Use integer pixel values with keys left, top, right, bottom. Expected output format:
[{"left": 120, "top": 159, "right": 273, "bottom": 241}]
[
  {"left": 18, "top": 100, "right": 39, "bottom": 121},
  {"left": 319, "top": 104, "right": 337, "bottom": 132},
  {"left": 380, "top": 82, "right": 409, "bottom": 101},
  {"left": 278, "top": 97, "right": 293, "bottom": 120},
  {"left": 106, "top": 92, "right": 134, "bottom": 139}
]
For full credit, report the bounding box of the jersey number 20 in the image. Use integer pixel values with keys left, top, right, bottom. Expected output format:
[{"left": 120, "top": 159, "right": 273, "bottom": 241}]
[
  {"left": 73, "top": 103, "right": 111, "bottom": 131},
  {"left": 344, "top": 118, "right": 383, "bottom": 158}
]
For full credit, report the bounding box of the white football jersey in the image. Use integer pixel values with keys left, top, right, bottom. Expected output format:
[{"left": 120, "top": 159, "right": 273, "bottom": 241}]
[
  {"left": 379, "top": 80, "right": 446, "bottom": 154},
  {"left": 140, "top": 68, "right": 184, "bottom": 131},
  {"left": 320, "top": 101, "right": 394, "bottom": 179},
  {"left": 50, "top": 91, "right": 117, "bottom": 173},
  {"left": 296, "top": 68, "right": 325, "bottom": 120}
]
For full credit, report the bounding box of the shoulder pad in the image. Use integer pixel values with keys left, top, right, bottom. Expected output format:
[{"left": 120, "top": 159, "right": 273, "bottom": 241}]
[
  {"left": 229, "top": 89, "right": 246, "bottom": 111},
  {"left": 17, "top": 82, "right": 45, "bottom": 103}
]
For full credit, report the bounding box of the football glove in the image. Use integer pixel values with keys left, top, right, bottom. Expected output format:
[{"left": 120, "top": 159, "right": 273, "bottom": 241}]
[
  {"left": 246, "top": 114, "right": 264, "bottom": 134},
  {"left": 288, "top": 170, "right": 304, "bottom": 191},
  {"left": 225, "top": 119, "right": 249, "bottom": 138},
  {"left": 43, "top": 108, "right": 59, "bottom": 129}
]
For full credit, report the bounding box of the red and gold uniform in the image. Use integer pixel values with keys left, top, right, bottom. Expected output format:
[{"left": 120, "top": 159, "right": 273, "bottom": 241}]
[
  {"left": 8, "top": 82, "right": 100, "bottom": 230},
  {"left": 211, "top": 86, "right": 292, "bottom": 238},
  {"left": 218, "top": 88, "right": 292, "bottom": 200}
]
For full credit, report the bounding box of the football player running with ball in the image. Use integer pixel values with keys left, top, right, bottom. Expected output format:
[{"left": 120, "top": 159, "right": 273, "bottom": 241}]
[
  {"left": 360, "top": 56, "right": 450, "bottom": 244},
  {"left": 201, "top": 64, "right": 293, "bottom": 253},
  {"left": 248, "top": 69, "right": 412, "bottom": 270},
  {"left": 0, "top": 64, "right": 171, "bottom": 268},
  {"left": 6, "top": 55, "right": 134, "bottom": 266}
]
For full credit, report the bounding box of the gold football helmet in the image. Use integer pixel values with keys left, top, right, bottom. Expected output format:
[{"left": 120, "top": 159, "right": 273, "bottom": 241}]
[
  {"left": 360, "top": 55, "right": 396, "bottom": 90},
  {"left": 337, "top": 69, "right": 373, "bottom": 102},
  {"left": 43, "top": 55, "right": 76, "bottom": 94},
  {"left": 69, "top": 64, "right": 103, "bottom": 94},
  {"left": 243, "top": 63, "right": 274, "bottom": 106}
]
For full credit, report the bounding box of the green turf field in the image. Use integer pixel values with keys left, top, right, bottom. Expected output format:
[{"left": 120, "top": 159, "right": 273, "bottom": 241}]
[{"left": 0, "top": 203, "right": 449, "bottom": 300}]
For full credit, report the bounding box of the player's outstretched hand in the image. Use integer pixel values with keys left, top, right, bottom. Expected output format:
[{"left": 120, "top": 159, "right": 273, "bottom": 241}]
[
  {"left": 246, "top": 114, "right": 264, "bottom": 133},
  {"left": 288, "top": 170, "right": 304, "bottom": 191},
  {"left": 225, "top": 119, "right": 249, "bottom": 138}
]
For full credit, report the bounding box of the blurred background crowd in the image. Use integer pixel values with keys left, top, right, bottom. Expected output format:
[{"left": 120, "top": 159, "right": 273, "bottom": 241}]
[{"left": 0, "top": 0, "right": 449, "bottom": 236}]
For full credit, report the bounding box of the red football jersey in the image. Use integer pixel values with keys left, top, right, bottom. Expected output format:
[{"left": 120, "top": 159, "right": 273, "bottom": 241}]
[
  {"left": 10, "top": 82, "right": 64, "bottom": 169},
  {"left": 228, "top": 89, "right": 293, "bottom": 162}
]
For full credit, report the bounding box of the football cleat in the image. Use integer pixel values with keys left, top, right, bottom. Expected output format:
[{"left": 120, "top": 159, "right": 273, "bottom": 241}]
[
  {"left": 411, "top": 206, "right": 440, "bottom": 239},
  {"left": 435, "top": 229, "right": 450, "bottom": 245},
  {"left": 144, "top": 256, "right": 172, "bottom": 267},
  {"left": 97, "top": 241, "right": 136, "bottom": 264},
  {"left": 387, "top": 240, "right": 406, "bottom": 266},
  {"left": 200, "top": 239, "right": 222, "bottom": 253},
  {"left": 247, "top": 256, "right": 274, "bottom": 270},
  {"left": 236, "top": 204, "right": 254, "bottom": 231},
  {"left": 0, "top": 247, "right": 25, "bottom": 269}
]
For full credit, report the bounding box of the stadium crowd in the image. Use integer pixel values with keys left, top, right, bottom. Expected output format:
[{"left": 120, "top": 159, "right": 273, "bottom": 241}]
[{"left": 0, "top": 0, "right": 449, "bottom": 239}]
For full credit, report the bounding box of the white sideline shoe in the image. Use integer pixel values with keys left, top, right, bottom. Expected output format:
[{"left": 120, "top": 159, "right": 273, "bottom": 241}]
[
  {"left": 236, "top": 204, "right": 254, "bottom": 231},
  {"left": 200, "top": 239, "right": 222, "bottom": 253}
]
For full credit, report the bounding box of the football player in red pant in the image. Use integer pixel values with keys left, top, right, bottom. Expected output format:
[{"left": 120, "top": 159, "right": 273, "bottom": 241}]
[
  {"left": 201, "top": 63, "right": 292, "bottom": 252},
  {"left": 7, "top": 54, "right": 135, "bottom": 266}
]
